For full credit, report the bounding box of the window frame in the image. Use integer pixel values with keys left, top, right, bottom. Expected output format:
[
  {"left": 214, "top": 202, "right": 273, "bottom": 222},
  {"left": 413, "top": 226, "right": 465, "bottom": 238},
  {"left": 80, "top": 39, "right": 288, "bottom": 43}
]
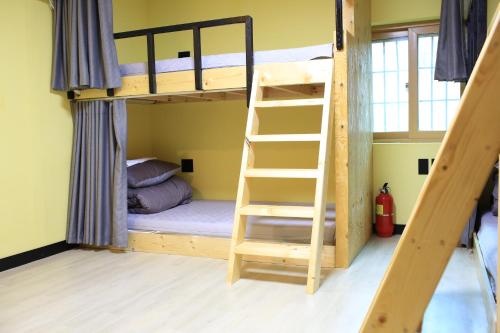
[{"left": 372, "top": 21, "right": 448, "bottom": 142}]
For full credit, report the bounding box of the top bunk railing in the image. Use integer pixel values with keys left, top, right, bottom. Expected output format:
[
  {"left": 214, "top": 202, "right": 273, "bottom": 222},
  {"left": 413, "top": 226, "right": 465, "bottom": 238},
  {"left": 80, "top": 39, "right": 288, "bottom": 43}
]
[
  {"left": 68, "top": 16, "right": 254, "bottom": 106},
  {"left": 114, "top": 16, "right": 254, "bottom": 106}
]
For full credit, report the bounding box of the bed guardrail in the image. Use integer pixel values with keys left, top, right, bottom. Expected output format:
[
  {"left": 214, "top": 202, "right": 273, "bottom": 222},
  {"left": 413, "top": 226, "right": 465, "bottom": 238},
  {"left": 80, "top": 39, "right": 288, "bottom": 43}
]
[
  {"left": 114, "top": 16, "right": 254, "bottom": 106},
  {"left": 69, "top": 16, "right": 254, "bottom": 106},
  {"left": 335, "top": 0, "right": 343, "bottom": 51}
]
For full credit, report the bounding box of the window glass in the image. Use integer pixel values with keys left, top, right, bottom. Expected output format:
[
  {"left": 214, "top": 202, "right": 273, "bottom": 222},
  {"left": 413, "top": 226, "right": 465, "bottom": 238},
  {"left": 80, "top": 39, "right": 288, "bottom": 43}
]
[
  {"left": 417, "top": 35, "right": 461, "bottom": 131},
  {"left": 371, "top": 38, "right": 409, "bottom": 133}
]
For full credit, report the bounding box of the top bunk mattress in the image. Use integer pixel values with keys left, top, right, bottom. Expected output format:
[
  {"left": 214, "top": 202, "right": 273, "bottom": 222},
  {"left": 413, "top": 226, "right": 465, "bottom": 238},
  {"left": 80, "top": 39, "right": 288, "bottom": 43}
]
[
  {"left": 120, "top": 43, "right": 333, "bottom": 77},
  {"left": 128, "top": 200, "right": 336, "bottom": 245}
]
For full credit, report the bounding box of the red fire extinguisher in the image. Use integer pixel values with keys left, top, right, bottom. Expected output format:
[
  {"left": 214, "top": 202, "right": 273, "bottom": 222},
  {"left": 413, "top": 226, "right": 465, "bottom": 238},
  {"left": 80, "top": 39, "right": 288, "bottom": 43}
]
[{"left": 375, "top": 183, "right": 394, "bottom": 237}]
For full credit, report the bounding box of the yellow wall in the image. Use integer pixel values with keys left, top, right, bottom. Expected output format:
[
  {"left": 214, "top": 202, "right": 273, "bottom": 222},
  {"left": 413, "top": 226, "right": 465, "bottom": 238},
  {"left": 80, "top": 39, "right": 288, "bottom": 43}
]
[
  {"left": 127, "top": 104, "right": 154, "bottom": 159},
  {"left": 147, "top": 0, "right": 334, "bottom": 58},
  {"left": 372, "top": 0, "right": 440, "bottom": 26},
  {"left": 489, "top": 0, "right": 500, "bottom": 29},
  {"left": 113, "top": 0, "right": 151, "bottom": 64},
  {"left": 0, "top": 1, "right": 73, "bottom": 258}
]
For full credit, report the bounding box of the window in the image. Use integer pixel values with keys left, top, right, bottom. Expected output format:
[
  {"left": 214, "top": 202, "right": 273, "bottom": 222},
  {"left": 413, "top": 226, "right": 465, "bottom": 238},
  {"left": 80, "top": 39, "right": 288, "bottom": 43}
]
[{"left": 372, "top": 23, "right": 462, "bottom": 141}]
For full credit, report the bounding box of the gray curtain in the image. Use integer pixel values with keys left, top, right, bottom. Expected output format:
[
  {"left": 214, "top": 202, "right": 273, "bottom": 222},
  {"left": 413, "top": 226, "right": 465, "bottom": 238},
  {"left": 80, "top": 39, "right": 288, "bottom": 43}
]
[
  {"left": 67, "top": 100, "right": 128, "bottom": 247},
  {"left": 51, "top": 0, "right": 121, "bottom": 91},
  {"left": 435, "top": 0, "right": 487, "bottom": 82},
  {"left": 465, "top": 0, "right": 487, "bottom": 76},
  {"left": 434, "top": 0, "right": 468, "bottom": 81}
]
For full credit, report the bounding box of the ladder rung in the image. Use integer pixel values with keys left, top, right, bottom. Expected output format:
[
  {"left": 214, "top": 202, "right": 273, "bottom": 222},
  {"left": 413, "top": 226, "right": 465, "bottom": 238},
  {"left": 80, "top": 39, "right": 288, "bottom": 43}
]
[
  {"left": 245, "top": 168, "right": 318, "bottom": 179},
  {"left": 254, "top": 98, "right": 324, "bottom": 108},
  {"left": 239, "top": 204, "right": 315, "bottom": 218},
  {"left": 247, "top": 134, "right": 321, "bottom": 142},
  {"left": 234, "top": 241, "right": 310, "bottom": 260}
]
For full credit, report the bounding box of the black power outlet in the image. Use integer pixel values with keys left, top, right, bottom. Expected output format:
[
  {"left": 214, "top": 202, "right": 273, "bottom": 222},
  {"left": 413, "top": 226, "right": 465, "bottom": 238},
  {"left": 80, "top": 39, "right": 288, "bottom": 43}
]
[
  {"left": 181, "top": 159, "right": 194, "bottom": 173},
  {"left": 178, "top": 51, "right": 191, "bottom": 58},
  {"left": 418, "top": 158, "right": 429, "bottom": 175}
]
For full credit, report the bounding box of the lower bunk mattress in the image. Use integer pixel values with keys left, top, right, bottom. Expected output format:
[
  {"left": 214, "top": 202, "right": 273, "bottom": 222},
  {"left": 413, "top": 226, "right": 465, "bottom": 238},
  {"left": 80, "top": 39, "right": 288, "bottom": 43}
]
[
  {"left": 477, "top": 211, "right": 498, "bottom": 293},
  {"left": 128, "top": 200, "right": 336, "bottom": 245}
]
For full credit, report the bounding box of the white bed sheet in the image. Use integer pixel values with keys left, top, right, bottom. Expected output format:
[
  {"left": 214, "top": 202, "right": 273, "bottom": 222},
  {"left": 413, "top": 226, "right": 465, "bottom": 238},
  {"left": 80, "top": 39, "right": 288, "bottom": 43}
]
[
  {"left": 120, "top": 44, "right": 333, "bottom": 77},
  {"left": 477, "top": 211, "right": 498, "bottom": 291},
  {"left": 128, "top": 200, "right": 336, "bottom": 245}
]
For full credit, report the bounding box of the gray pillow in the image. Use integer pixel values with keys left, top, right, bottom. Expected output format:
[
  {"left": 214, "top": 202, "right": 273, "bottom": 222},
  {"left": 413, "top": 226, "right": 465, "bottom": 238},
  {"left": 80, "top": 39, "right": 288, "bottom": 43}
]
[
  {"left": 127, "top": 159, "right": 181, "bottom": 188},
  {"left": 128, "top": 176, "right": 192, "bottom": 214}
]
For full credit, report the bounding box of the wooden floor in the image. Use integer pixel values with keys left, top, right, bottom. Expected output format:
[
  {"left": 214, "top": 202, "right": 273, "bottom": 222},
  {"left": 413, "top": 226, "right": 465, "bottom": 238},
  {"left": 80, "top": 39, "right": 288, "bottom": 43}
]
[{"left": 0, "top": 236, "right": 487, "bottom": 332}]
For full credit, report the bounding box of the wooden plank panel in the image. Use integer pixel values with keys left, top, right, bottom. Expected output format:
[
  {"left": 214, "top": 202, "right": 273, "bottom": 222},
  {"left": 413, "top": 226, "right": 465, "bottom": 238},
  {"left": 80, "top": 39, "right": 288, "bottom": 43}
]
[
  {"left": 204, "top": 59, "right": 331, "bottom": 90},
  {"left": 334, "top": 0, "right": 373, "bottom": 268},
  {"left": 361, "top": 11, "right": 500, "bottom": 332},
  {"left": 239, "top": 205, "right": 315, "bottom": 218},
  {"left": 75, "top": 59, "right": 332, "bottom": 101},
  {"left": 128, "top": 231, "right": 336, "bottom": 268}
]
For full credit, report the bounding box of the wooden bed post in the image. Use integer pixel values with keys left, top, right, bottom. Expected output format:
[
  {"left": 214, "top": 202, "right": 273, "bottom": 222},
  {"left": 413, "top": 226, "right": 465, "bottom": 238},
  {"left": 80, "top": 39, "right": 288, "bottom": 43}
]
[
  {"left": 334, "top": 0, "right": 373, "bottom": 268},
  {"left": 361, "top": 7, "right": 500, "bottom": 332}
]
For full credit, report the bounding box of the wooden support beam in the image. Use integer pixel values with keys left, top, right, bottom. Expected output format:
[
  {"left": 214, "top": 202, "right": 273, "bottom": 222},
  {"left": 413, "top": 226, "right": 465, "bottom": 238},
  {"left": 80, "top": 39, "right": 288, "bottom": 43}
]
[
  {"left": 361, "top": 9, "right": 500, "bottom": 332},
  {"left": 334, "top": 0, "right": 373, "bottom": 268}
]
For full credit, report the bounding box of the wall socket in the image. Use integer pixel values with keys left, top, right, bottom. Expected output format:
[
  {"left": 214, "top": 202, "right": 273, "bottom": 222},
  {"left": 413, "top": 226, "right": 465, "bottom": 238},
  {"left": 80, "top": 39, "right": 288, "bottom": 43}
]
[
  {"left": 418, "top": 158, "right": 429, "bottom": 175},
  {"left": 181, "top": 159, "right": 194, "bottom": 172}
]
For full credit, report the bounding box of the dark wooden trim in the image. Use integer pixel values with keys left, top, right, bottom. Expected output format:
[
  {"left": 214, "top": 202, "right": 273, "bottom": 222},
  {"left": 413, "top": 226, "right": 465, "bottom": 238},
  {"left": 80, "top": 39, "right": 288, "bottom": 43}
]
[{"left": 0, "top": 241, "right": 76, "bottom": 272}]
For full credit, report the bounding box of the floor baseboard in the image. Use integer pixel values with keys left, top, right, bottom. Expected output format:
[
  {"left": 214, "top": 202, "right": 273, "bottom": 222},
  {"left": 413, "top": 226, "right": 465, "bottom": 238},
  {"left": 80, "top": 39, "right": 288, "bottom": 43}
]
[{"left": 0, "top": 241, "right": 76, "bottom": 272}]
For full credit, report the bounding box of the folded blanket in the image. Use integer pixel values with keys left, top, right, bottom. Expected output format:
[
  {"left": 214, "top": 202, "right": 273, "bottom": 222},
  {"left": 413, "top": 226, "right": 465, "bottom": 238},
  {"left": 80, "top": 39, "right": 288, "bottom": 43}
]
[{"left": 128, "top": 176, "right": 192, "bottom": 214}]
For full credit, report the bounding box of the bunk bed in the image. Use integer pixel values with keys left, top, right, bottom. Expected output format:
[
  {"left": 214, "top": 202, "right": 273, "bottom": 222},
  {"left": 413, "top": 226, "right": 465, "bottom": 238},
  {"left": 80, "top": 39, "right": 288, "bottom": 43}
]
[{"left": 72, "top": 0, "right": 373, "bottom": 291}]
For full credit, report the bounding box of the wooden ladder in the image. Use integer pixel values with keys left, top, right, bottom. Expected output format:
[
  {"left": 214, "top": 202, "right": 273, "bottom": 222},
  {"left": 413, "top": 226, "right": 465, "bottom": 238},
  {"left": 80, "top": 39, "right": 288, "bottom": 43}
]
[{"left": 227, "top": 66, "right": 334, "bottom": 294}]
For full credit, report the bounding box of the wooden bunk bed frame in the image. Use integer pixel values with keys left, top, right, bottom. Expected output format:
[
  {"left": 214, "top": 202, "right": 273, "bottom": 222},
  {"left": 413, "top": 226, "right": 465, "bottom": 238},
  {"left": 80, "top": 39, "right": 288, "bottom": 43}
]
[
  {"left": 77, "top": 1, "right": 372, "bottom": 275},
  {"left": 361, "top": 5, "right": 500, "bottom": 332}
]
